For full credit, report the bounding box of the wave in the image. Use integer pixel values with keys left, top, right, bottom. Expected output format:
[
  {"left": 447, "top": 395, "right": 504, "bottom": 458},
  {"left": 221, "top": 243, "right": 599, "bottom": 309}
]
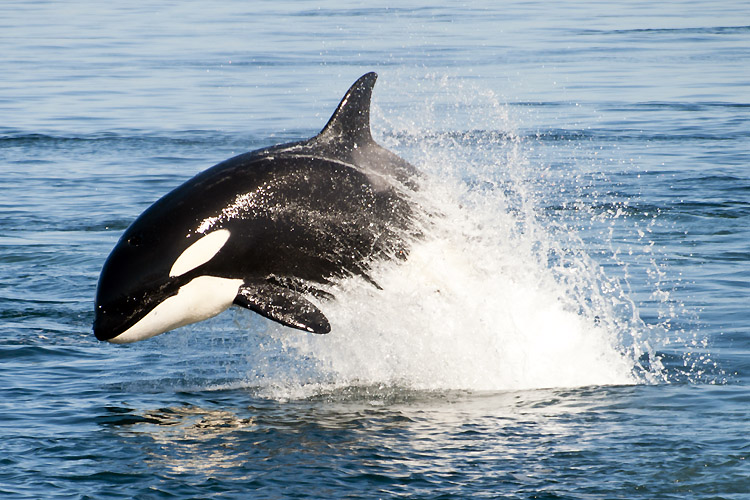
[
  {"left": 384, "top": 126, "right": 749, "bottom": 148},
  {"left": 0, "top": 130, "right": 256, "bottom": 147},
  {"left": 579, "top": 25, "right": 750, "bottom": 36}
]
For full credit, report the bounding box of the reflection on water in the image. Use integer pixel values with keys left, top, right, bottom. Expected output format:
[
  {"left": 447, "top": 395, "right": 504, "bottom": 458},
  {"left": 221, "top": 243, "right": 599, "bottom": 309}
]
[
  {"left": 101, "top": 386, "right": 632, "bottom": 482},
  {"left": 113, "top": 405, "right": 255, "bottom": 475}
]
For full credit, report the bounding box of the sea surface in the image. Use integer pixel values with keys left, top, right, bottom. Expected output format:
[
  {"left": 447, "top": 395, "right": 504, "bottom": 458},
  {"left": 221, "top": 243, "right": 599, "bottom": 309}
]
[{"left": 1, "top": 1, "right": 748, "bottom": 498}]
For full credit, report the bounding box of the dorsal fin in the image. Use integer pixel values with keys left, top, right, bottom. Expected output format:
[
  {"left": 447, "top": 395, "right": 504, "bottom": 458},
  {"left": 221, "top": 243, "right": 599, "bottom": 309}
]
[{"left": 315, "top": 72, "right": 377, "bottom": 146}]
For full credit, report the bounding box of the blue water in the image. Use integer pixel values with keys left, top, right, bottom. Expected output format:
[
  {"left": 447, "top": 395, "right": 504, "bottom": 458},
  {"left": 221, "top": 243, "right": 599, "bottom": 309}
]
[{"left": 2, "top": 1, "right": 749, "bottom": 498}]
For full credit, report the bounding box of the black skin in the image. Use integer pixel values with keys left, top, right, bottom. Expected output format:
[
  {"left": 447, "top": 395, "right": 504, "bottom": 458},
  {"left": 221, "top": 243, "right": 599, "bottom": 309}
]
[{"left": 94, "top": 72, "right": 420, "bottom": 341}]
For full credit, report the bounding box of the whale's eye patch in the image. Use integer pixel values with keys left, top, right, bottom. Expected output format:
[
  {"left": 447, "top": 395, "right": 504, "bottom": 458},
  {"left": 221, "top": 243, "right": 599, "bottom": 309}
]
[{"left": 169, "top": 229, "right": 231, "bottom": 278}]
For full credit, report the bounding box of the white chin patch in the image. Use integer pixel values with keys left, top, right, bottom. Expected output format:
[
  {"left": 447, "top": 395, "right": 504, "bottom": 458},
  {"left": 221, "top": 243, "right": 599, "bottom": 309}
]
[
  {"left": 108, "top": 276, "right": 243, "bottom": 344},
  {"left": 170, "top": 229, "right": 231, "bottom": 278}
]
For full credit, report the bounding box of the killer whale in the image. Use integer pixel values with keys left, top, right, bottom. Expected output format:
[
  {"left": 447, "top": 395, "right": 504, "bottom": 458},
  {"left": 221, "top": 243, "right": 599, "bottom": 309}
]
[{"left": 93, "top": 72, "right": 418, "bottom": 344}]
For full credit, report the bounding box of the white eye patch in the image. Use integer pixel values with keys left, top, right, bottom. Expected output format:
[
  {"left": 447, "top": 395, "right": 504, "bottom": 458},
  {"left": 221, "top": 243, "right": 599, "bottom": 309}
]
[{"left": 169, "top": 229, "right": 231, "bottom": 278}]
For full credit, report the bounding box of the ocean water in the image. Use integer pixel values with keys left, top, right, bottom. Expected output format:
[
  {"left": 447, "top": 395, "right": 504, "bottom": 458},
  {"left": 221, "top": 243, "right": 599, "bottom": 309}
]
[{"left": 1, "top": 1, "right": 748, "bottom": 498}]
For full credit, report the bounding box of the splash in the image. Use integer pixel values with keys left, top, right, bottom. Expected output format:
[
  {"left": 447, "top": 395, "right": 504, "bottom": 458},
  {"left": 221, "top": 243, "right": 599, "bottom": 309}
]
[{"left": 249, "top": 75, "right": 663, "bottom": 395}]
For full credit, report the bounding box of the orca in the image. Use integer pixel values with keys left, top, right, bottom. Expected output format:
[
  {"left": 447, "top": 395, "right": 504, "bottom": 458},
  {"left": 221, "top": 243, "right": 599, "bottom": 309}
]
[{"left": 93, "top": 72, "right": 419, "bottom": 344}]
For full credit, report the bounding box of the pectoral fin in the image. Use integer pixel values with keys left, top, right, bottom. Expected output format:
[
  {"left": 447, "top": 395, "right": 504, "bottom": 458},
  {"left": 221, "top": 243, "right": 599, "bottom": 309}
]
[{"left": 234, "top": 282, "right": 331, "bottom": 334}]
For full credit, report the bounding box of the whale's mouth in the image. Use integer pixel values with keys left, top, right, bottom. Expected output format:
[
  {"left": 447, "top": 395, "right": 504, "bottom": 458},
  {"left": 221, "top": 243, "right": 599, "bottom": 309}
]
[
  {"left": 93, "top": 280, "right": 180, "bottom": 342},
  {"left": 93, "top": 296, "right": 161, "bottom": 342},
  {"left": 93, "top": 312, "right": 130, "bottom": 342}
]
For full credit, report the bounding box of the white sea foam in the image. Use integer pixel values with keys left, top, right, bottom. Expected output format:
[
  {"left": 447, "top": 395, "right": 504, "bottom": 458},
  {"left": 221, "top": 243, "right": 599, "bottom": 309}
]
[
  {"left": 273, "top": 183, "right": 640, "bottom": 392},
  {"left": 247, "top": 75, "right": 662, "bottom": 395}
]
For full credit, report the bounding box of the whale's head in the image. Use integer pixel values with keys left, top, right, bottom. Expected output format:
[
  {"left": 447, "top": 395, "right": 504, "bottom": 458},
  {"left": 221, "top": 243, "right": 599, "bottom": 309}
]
[{"left": 93, "top": 213, "right": 241, "bottom": 344}]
